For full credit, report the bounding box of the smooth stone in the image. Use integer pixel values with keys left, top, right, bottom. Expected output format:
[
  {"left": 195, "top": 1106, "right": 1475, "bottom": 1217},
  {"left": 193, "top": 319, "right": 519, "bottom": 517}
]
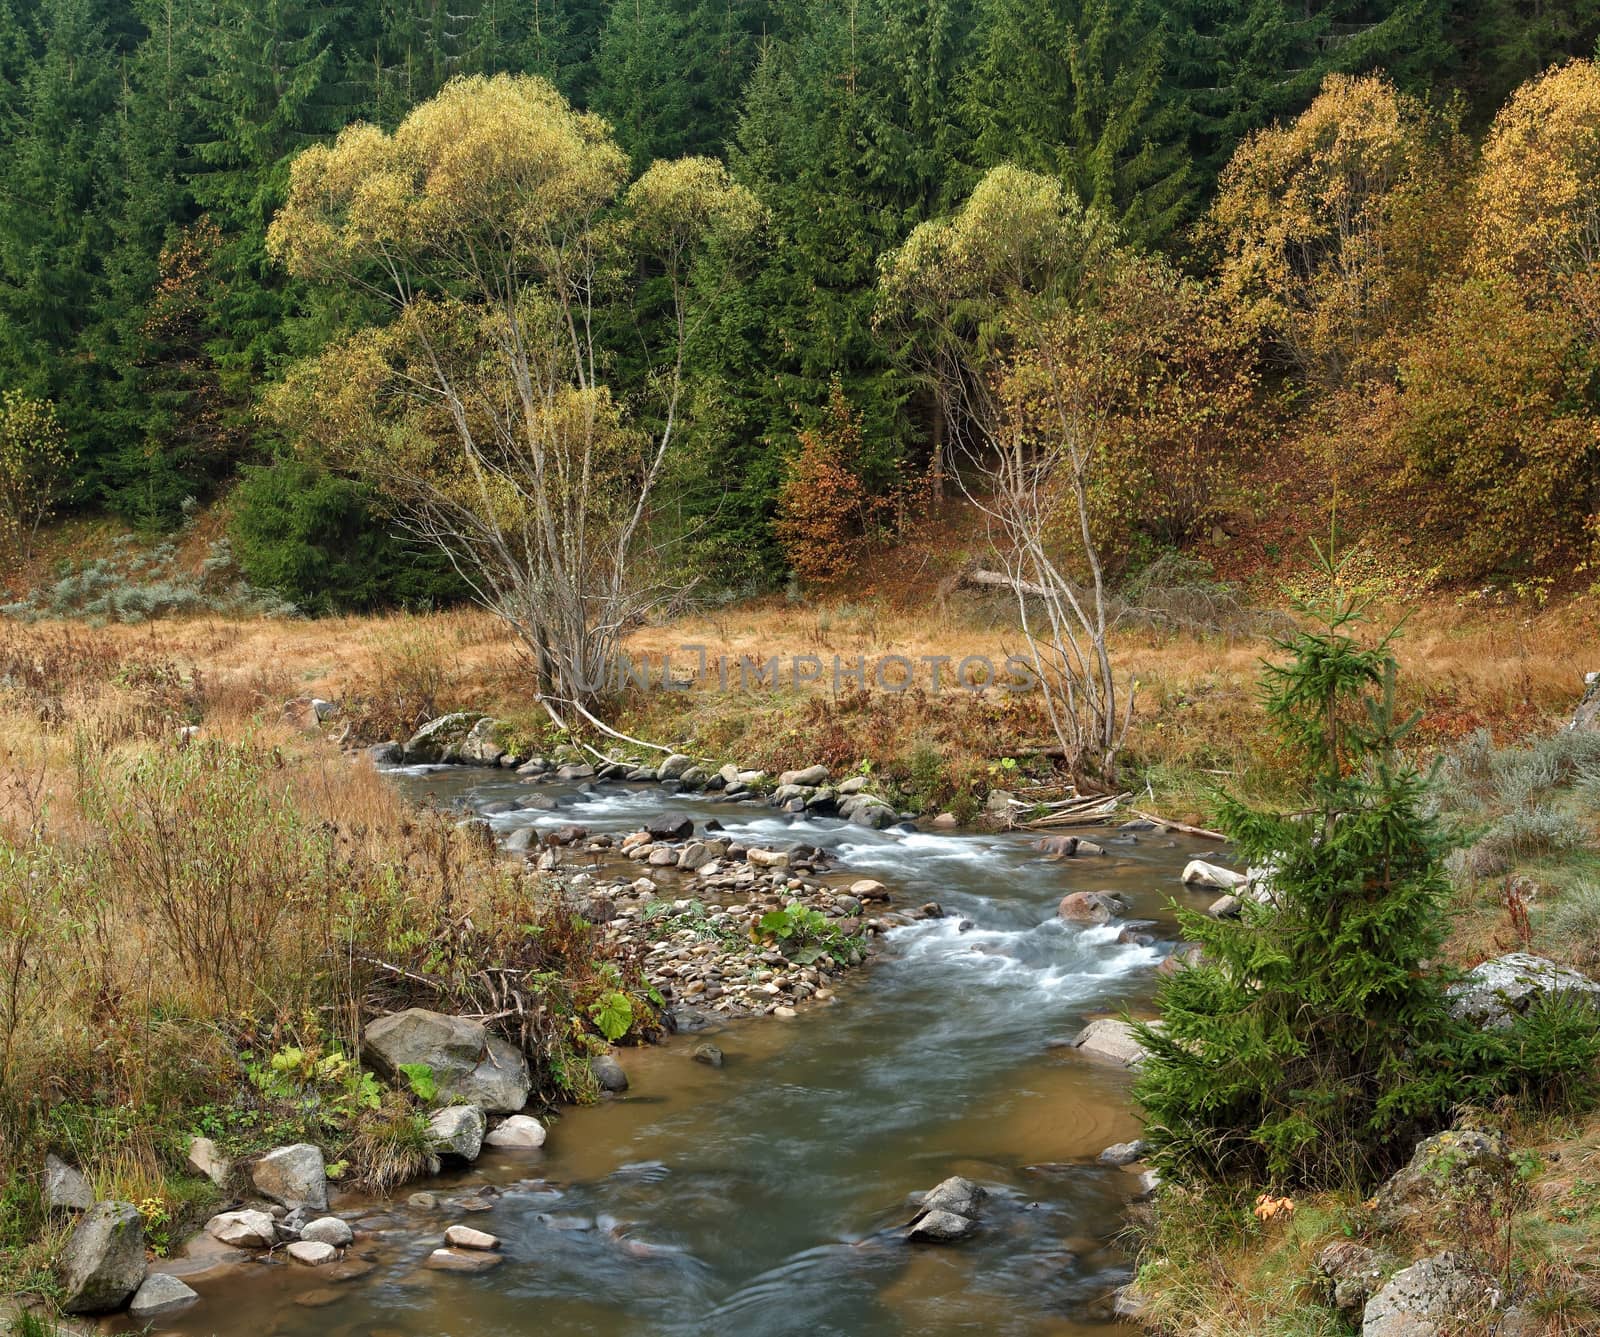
[
  {"left": 128, "top": 1272, "right": 199, "bottom": 1320},
  {"left": 424, "top": 1248, "right": 504, "bottom": 1273},
  {"left": 444, "top": 1224, "right": 500, "bottom": 1251},
  {"left": 484, "top": 1115, "right": 547, "bottom": 1149},
  {"left": 300, "top": 1217, "right": 354, "bottom": 1247},
  {"left": 286, "top": 1240, "right": 338, "bottom": 1266},
  {"left": 590, "top": 1054, "right": 629, "bottom": 1092},
  {"left": 1098, "top": 1140, "right": 1148, "bottom": 1167},
  {"left": 691, "top": 1043, "right": 724, "bottom": 1068},
  {"left": 205, "top": 1209, "right": 277, "bottom": 1249}
]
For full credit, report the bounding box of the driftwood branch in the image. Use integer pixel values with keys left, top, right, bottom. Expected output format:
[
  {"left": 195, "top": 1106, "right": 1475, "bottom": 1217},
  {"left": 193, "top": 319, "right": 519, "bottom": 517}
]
[{"left": 1129, "top": 808, "right": 1227, "bottom": 841}]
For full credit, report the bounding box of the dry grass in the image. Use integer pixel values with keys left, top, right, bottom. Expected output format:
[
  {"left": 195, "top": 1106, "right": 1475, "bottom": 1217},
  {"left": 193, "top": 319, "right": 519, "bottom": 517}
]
[{"left": 0, "top": 620, "right": 654, "bottom": 1304}]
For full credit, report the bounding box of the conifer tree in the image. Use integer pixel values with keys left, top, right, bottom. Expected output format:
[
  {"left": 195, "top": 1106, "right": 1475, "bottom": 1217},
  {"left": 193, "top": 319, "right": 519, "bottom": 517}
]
[
  {"left": 1134, "top": 555, "right": 1464, "bottom": 1188},
  {"left": 963, "top": 0, "right": 1195, "bottom": 245}
]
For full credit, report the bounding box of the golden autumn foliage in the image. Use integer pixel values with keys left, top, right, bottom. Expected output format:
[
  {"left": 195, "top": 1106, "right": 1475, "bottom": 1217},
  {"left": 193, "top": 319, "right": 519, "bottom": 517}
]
[
  {"left": 1472, "top": 58, "right": 1600, "bottom": 336},
  {"left": 1209, "top": 73, "right": 1458, "bottom": 391},
  {"left": 264, "top": 74, "right": 760, "bottom": 717},
  {"left": 0, "top": 390, "right": 69, "bottom": 569}
]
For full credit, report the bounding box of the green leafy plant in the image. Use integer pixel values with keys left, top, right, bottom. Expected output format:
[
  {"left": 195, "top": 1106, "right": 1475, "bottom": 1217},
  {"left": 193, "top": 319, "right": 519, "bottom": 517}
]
[
  {"left": 589, "top": 991, "right": 634, "bottom": 1042},
  {"left": 396, "top": 1063, "right": 437, "bottom": 1103},
  {"left": 757, "top": 906, "right": 860, "bottom": 965},
  {"left": 245, "top": 1043, "right": 381, "bottom": 1123}
]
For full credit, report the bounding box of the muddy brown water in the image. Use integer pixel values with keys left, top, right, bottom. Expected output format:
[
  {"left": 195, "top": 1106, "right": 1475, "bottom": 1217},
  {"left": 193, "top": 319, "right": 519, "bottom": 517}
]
[{"left": 129, "top": 769, "right": 1225, "bottom": 1337}]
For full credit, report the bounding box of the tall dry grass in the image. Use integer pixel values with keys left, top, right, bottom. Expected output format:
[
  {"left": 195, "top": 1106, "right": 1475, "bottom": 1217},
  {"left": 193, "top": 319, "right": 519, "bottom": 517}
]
[{"left": 0, "top": 620, "right": 648, "bottom": 1301}]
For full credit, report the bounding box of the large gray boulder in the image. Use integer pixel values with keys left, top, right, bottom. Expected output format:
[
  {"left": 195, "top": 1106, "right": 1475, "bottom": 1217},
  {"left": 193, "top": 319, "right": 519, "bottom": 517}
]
[
  {"left": 44, "top": 1154, "right": 94, "bottom": 1212},
  {"left": 58, "top": 1201, "right": 146, "bottom": 1314},
  {"left": 1446, "top": 953, "right": 1600, "bottom": 1029},
  {"left": 1374, "top": 1129, "right": 1510, "bottom": 1230},
  {"left": 457, "top": 716, "right": 506, "bottom": 764},
  {"left": 402, "top": 712, "right": 489, "bottom": 764},
  {"left": 251, "top": 1143, "right": 328, "bottom": 1211},
  {"left": 1362, "top": 1252, "right": 1500, "bottom": 1337},
  {"left": 427, "top": 1105, "right": 487, "bottom": 1161},
  {"left": 363, "top": 1008, "right": 531, "bottom": 1113},
  {"left": 128, "top": 1272, "right": 199, "bottom": 1321}
]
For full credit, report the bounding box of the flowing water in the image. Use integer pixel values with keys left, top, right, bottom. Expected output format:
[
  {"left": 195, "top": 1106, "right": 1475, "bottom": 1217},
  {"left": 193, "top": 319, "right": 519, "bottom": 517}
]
[{"left": 143, "top": 770, "right": 1221, "bottom": 1337}]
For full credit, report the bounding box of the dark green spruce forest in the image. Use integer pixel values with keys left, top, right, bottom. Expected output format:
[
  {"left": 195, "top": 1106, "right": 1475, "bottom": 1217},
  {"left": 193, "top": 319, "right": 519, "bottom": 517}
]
[{"left": 2, "top": 0, "right": 1598, "bottom": 601}]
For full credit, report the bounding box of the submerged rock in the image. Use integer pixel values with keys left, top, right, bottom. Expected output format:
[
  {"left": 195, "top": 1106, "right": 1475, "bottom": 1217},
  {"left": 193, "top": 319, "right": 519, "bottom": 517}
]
[
  {"left": 918, "top": 1176, "right": 986, "bottom": 1219},
  {"left": 424, "top": 1247, "right": 504, "bottom": 1273},
  {"left": 905, "top": 1208, "right": 977, "bottom": 1243},
  {"left": 1067, "top": 1018, "right": 1149, "bottom": 1067}
]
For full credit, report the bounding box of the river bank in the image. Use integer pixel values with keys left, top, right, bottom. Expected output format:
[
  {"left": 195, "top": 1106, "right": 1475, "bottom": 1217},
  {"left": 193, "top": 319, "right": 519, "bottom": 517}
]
[
  {"left": 29, "top": 729, "right": 1215, "bottom": 1336},
  {"left": 4, "top": 609, "right": 1598, "bottom": 1336}
]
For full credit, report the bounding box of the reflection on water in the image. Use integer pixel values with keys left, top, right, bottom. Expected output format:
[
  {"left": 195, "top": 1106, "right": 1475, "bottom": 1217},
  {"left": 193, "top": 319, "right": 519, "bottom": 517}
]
[{"left": 141, "top": 772, "right": 1219, "bottom": 1337}]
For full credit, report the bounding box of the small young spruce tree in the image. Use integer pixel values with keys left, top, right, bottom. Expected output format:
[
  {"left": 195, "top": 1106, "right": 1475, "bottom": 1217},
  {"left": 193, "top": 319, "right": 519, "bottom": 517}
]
[{"left": 1133, "top": 550, "right": 1466, "bottom": 1189}]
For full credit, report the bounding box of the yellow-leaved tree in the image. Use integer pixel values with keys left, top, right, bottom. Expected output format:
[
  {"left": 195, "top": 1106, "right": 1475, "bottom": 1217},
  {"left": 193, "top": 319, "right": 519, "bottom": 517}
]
[
  {"left": 0, "top": 390, "right": 69, "bottom": 572},
  {"left": 1472, "top": 58, "right": 1600, "bottom": 336},
  {"left": 1209, "top": 73, "right": 1458, "bottom": 393},
  {"left": 266, "top": 75, "right": 761, "bottom": 739}
]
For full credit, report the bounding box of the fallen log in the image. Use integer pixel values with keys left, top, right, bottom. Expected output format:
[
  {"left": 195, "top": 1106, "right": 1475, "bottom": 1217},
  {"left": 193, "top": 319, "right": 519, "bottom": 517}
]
[
  {"left": 1129, "top": 808, "right": 1226, "bottom": 841},
  {"left": 959, "top": 568, "right": 1054, "bottom": 599}
]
